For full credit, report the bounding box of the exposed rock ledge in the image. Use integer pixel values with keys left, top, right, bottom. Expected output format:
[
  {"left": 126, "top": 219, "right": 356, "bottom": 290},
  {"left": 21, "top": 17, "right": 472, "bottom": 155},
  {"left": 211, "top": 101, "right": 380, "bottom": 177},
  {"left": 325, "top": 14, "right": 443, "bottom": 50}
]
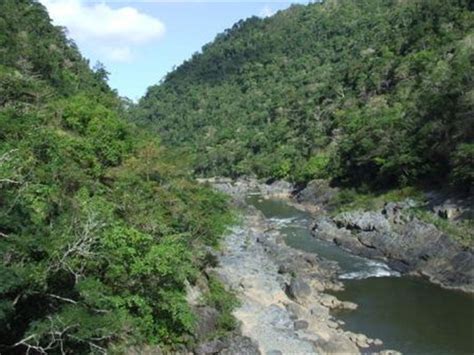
[
  {"left": 293, "top": 180, "right": 474, "bottom": 293},
  {"left": 197, "top": 177, "right": 293, "bottom": 200},
  {"left": 311, "top": 204, "right": 474, "bottom": 293}
]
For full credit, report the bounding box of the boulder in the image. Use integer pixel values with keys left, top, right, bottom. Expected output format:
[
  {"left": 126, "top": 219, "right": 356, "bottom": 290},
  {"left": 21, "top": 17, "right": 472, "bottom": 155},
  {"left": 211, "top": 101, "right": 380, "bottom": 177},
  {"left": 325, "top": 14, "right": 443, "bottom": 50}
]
[
  {"left": 433, "top": 204, "right": 462, "bottom": 220},
  {"left": 310, "top": 303, "right": 330, "bottom": 320},
  {"left": 193, "top": 306, "right": 220, "bottom": 340},
  {"left": 293, "top": 320, "right": 309, "bottom": 330},
  {"left": 334, "top": 211, "right": 391, "bottom": 233},
  {"left": 295, "top": 179, "right": 339, "bottom": 206},
  {"left": 220, "top": 336, "right": 260, "bottom": 355},
  {"left": 286, "top": 302, "right": 305, "bottom": 319},
  {"left": 277, "top": 263, "right": 292, "bottom": 274},
  {"left": 286, "top": 277, "right": 311, "bottom": 300},
  {"left": 318, "top": 294, "right": 339, "bottom": 308},
  {"left": 326, "top": 320, "right": 339, "bottom": 329},
  {"left": 263, "top": 304, "right": 293, "bottom": 330},
  {"left": 373, "top": 338, "right": 383, "bottom": 346},
  {"left": 315, "top": 334, "right": 359, "bottom": 354},
  {"left": 312, "top": 216, "right": 352, "bottom": 242},
  {"left": 195, "top": 339, "right": 228, "bottom": 354},
  {"left": 340, "top": 301, "right": 358, "bottom": 310},
  {"left": 347, "top": 332, "right": 370, "bottom": 348},
  {"left": 382, "top": 200, "right": 416, "bottom": 224},
  {"left": 263, "top": 180, "right": 292, "bottom": 197}
]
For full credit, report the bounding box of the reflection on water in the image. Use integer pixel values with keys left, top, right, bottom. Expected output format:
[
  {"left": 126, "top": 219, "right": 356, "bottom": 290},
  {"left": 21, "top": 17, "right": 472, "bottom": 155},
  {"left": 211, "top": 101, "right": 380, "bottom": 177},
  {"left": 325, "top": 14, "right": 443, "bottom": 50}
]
[
  {"left": 334, "top": 277, "right": 474, "bottom": 355},
  {"left": 247, "top": 195, "right": 474, "bottom": 355}
]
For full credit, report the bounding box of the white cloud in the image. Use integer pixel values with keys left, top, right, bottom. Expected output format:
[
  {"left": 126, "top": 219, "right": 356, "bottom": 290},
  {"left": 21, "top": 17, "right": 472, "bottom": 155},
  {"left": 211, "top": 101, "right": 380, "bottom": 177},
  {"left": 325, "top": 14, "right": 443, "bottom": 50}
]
[
  {"left": 40, "top": 0, "right": 165, "bottom": 62},
  {"left": 259, "top": 5, "right": 275, "bottom": 18}
]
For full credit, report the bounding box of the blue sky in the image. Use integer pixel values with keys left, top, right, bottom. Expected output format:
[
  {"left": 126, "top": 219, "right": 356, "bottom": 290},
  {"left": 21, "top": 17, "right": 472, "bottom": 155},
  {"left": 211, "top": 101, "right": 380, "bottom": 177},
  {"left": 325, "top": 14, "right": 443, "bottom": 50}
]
[{"left": 41, "top": 1, "right": 310, "bottom": 100}]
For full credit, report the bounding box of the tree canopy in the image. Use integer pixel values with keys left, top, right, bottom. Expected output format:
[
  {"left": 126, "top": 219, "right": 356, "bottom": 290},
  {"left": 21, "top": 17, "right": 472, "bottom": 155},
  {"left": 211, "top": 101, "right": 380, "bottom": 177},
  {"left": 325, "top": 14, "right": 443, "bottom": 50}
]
[
  {"left": 135, "top": 0, "right": 473, "bottom": 190},
  {"left": 0, "top": 1, "right": 233, "bottom": 353}
]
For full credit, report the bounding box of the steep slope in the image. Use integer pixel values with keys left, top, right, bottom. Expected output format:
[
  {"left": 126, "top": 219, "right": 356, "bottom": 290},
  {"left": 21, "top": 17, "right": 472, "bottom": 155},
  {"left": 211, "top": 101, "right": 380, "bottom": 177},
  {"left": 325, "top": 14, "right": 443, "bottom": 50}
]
[
  {"left": 136, "top": 0, "right": 473, "bottom": 190},
  {"left": 0, "top": 1, "right": 233, "bottom": 353}
]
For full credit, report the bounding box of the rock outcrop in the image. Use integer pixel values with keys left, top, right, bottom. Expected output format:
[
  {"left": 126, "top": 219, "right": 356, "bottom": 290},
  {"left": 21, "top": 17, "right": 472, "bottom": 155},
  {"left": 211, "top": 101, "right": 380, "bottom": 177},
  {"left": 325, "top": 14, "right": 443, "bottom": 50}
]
[
  {"left": 312, "top": 201, "right": 474, "bottom": 292},
  {"left": 295, "top": 179, "right": 339, "bottom": 207},
  {"left": 199, "top": 177, "right": 293, "bottom": 200}
]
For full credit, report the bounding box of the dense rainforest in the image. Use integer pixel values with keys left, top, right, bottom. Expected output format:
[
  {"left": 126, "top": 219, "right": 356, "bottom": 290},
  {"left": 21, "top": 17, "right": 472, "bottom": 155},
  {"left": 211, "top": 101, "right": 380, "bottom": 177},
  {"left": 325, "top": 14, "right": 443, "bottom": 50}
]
[
  {"left": 1, "top": 0, "right": 473, "bottom": 353},
  {"left": 135, "top": 0, "right": 474, "bottom": 191},
  {"left": 0, "top": 0, "right": 234, "bottom": 353}
]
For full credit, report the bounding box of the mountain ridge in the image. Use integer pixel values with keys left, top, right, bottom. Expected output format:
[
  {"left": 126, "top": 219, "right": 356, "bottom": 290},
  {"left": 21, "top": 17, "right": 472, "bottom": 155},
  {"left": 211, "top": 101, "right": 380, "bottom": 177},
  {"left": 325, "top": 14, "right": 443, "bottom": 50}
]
[{"left": 135, "top": 0, "right": 473, "bottom": 190}]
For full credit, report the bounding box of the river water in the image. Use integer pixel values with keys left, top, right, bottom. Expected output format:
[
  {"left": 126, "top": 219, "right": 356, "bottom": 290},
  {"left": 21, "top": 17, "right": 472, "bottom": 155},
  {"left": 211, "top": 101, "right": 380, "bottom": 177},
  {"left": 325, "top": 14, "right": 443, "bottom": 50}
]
[{"left": 247, "top": 195, "right": 474, "bottom": 355}]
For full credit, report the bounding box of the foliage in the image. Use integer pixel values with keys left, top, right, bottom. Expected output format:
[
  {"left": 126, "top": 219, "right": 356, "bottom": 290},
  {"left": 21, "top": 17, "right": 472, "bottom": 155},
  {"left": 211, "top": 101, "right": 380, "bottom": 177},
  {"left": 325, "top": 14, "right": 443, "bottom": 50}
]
[
  {"left": 0, "top": 1, "right": 233, "bottom": 353},
  {"left": 327, "top": 186, "right": 425, "bottom": 214},
  {"left": 408, "top": 208, "right": 474, "bottom": 247},
  {"left": 450, "top": 143, "right": 474, "bottom": 187},
  {"left": 135, "top": 0, "right": 474, "bottom": 191},
  {"left": 204, "top": 275, "right": 239, "bottom": 335},
  {"left": 294, "top": 152, "right": 331, "bottom": 183}
]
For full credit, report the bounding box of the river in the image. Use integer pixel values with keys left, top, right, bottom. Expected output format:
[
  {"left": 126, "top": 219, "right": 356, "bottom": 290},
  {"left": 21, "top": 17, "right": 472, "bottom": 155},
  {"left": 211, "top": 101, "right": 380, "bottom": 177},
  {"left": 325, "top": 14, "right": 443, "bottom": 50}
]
[{"left": 247, "top": 195, "right": 474, "bottom": 355}]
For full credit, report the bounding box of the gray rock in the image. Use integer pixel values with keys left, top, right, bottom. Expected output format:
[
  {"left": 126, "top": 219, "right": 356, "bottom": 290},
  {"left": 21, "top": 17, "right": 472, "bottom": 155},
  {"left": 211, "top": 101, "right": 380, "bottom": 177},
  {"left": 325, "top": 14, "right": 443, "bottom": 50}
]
[
  {"left": 286, "top": 277, "right": 311, "bottom": 300},
  {"left": 293, "top": 320, "right": 309, "bottom": 330},
  {"left": 382, "top": 200, "right": 416, "bottom": 224},
  {"left": 286, "top": 303, "right": 305, "bottom": 319},
  {"left": 373, "top": 338, "right": 383, "bottom": 346},
  {"left": 434, "top": 204, "right": 462, "bottom": 220},
  {"left": 195, "top": 339, "right": 228, "bottom": 354},
  {"left": 193, "top": 306, "right": 220, "bottom": 340},
  {"left": 319, "top": 294, "right": 338, "bottom": 308},
  {"left": 312, "top": 216, "right": 352, "bottom": 241},
  {"left": 334, "top": 211, "right": 391, "bottom": 232},
  {"left": 267, "top": 180, "right": 292, "bottom": 196},
  {"left": 220, "top": 336, "right": 260, "bottom": 355},
  {"left": 314, "top": 334, "right": 359, "bottom": 354},
  {"left": 295, "top": 179, "right": 339, "bottom": 206},
  {"left": 310, "top": 303, "right": 330, "bottom": 320},
  {"left": 265, "top": 304, "right": 293, "bottom": 330},
  {"left": 347, "top": 332, "right": 370, "bottom": 348},
  {"left": 340, "top": 301, "right": 358, "bottom": 310},
  {"left": 426, "top": 191, "right": 474, "bottom": 221},
  {"left": 277, "top": 263, "right": 292, "bottom": 274}
]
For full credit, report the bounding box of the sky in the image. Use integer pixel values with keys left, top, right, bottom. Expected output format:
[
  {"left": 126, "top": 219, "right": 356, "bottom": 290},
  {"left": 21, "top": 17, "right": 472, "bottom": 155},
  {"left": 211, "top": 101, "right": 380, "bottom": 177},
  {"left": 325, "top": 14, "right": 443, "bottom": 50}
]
[{"left": 40, "top": 0, "right": 310, "bottom": 101}]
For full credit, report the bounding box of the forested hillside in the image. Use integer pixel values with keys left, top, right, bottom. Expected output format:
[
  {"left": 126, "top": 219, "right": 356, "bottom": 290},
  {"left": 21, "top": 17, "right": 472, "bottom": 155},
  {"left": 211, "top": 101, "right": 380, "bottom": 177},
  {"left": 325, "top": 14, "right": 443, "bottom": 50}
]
[
  {"left": 0, "top": 1, "right": 233, "bottom": 353},
  {"left": 136, "top": 0, "right": 473, "bottom": 190}
]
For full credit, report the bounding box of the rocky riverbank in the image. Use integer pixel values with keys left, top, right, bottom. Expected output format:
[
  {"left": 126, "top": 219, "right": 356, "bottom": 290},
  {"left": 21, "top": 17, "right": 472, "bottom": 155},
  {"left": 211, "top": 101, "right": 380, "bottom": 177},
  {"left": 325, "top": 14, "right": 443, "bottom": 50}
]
[
  {"left": 205, "top": 177, "right": 474, "bottom": 294},
  {"left": 294, "top": 180, "right": 474, "bottom": 293},
  {"left": 197, "top": 178, "right": 401, "bottom": 354},
  {"left": 311, "top": 206, "right": 474, "bottom": 293}
]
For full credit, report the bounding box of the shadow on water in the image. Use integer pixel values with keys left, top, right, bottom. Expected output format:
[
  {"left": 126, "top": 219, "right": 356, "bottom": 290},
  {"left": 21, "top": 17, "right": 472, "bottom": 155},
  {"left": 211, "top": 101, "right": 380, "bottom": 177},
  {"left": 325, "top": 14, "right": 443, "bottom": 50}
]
[{"left": 246, "top": 195, "right": 474, "bottom": 355}]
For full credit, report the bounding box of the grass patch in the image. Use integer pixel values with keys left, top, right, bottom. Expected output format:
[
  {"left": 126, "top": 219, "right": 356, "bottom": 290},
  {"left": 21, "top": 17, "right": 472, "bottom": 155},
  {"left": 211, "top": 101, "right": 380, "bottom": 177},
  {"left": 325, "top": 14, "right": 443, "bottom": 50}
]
[
  {"left": 408, "top": 208, "right": 474, "bottom": 247},
  {"left": 328, "top": 186, "right": 425, "bottom": 214},
  {"left": 204, "top": 275, "right": 240, "bottom": 337}
]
